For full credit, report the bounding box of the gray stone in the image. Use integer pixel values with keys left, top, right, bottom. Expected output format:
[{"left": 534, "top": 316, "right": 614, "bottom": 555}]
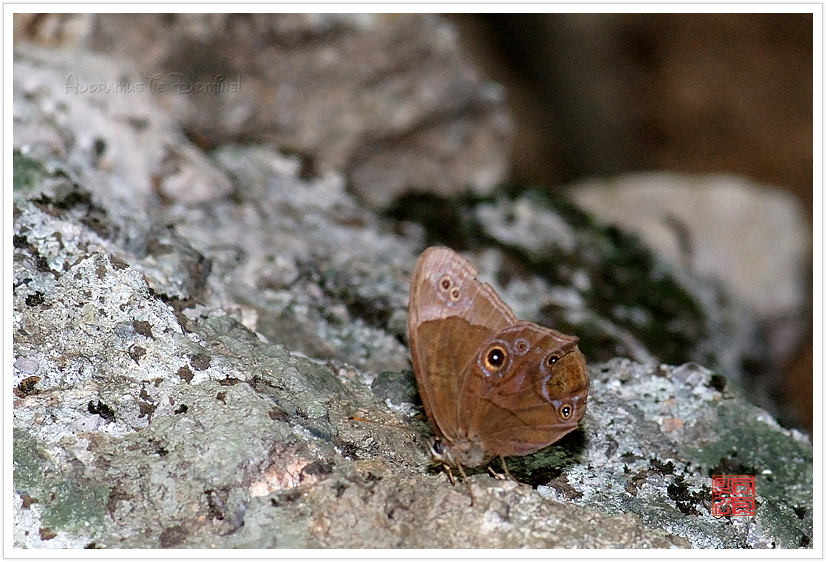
[
  {"left": 567, "top": 172, "right": 810, "bottom": 366},
  {"left": 14, "top": 356, "right": 40, "bottom": 375}
]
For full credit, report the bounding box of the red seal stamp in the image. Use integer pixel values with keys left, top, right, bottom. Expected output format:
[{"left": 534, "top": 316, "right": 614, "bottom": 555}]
[{"left": 712, "top": 475, "right": 756, "bottom": 516}]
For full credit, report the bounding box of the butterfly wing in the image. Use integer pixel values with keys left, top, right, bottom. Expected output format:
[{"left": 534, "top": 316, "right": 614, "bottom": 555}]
[
  {"left": 458, "top": 321, "right": 590, "bottom": 459},
  {"left": 408, "top": 247, "right": 517, "bottom": 445}
]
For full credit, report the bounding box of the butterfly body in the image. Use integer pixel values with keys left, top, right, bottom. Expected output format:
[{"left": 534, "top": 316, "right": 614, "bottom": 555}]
[{"left": 408, "top": 246, "right": 589, "bottom": 469}]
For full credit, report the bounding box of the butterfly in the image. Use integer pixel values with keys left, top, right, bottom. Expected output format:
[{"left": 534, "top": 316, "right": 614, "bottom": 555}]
[{"left": 407, "top": 246, "right": 590, "bottom": 471}]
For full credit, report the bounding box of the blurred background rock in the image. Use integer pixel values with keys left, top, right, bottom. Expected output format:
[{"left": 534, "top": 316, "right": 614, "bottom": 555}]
[{"left": 446, "top": 13, "right": 812, "bottom": 431}]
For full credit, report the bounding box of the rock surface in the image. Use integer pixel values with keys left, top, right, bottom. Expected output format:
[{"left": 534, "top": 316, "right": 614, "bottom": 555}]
[{"left": 12, "top": 22, "right": 811, "bottom": 550}]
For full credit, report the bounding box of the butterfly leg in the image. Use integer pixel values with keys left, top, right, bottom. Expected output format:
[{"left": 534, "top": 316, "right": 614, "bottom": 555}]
[
  {"left": 456, "top": 464, "right": 474, "bottom": 507},
  {"left": 499, "top": 456, "right": 514, "bottom": 480},
  {"left": 442, "top": 463, "right": 474, "bottom": 506},
  {"left": 485, "top": 457, "right": 513, "bottom": 481},
  {"left": 487, "top": 466, "right": 506, "bottom": 480},
  {"left": 443, "top": 465, "right": 456, "bottom": 486}
]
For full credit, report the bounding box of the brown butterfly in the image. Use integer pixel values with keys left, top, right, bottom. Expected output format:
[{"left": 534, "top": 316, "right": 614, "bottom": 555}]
[{"left": 408, "top": 246, "right": 589, "bottom": 471}]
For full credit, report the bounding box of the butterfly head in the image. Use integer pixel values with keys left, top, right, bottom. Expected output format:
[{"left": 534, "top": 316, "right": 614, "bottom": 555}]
[{"left": 427, "top": 435, "right": 488, "bottom": 468}]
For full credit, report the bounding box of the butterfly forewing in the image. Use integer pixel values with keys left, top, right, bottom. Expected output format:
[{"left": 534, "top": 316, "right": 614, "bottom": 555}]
[
  {"left": 408, "top": 246, "right": 516, "bottom": 328},
  {"left": 408, "top": 247, "right": 517, "bottom": 442}
]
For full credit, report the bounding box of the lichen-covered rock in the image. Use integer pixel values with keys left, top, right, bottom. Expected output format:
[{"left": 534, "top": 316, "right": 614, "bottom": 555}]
[
  {"left": 538, "top": 359, "right": 812, "bottom": 548},
  {"left": 13, "top": 149, "right": 811, "bottom": 549}
]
